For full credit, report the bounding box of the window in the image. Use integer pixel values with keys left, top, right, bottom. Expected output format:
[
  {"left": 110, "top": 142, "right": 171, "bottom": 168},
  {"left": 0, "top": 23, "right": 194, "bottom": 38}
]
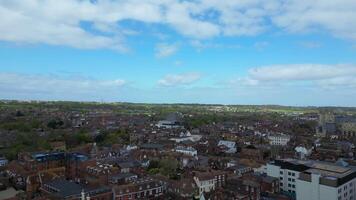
[
  {"left": 292, "top": 172, "right": 295, "bottom": 176},
  {"left": 280, "top": 177, "right": 283, "bottom": 180},
  {"left": 339, "top": 188, "right": 342, "bottom": 194},
  {"left": 288, "top": 172, "right": 291, "bottom": 176},
  {"left": 280, "top": 171, "right": 283, "bottom": 175}
]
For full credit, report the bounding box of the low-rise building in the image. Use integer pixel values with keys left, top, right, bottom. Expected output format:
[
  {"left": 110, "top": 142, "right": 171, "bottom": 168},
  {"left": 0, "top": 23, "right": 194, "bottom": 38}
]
[
  {"left": 174, "top": 146, "right": 198, "bottom": 157},
  {"left": 40, "top": 179, "right": 112, "bottom": 200},
  {"left": 217, "top": 140, "right": 237, "bottom": 153},
  {"left": 194, "top": 171, "right": 227, "bottom": 195},
  {"left": 268, "top": 134, "right": 291, "bottom": 146},
  {"left": 113, "top": 178, "right": 166, "bottom": 200},
  {"left": 341, "top": 122, "right": 356, "bottom": 138}
]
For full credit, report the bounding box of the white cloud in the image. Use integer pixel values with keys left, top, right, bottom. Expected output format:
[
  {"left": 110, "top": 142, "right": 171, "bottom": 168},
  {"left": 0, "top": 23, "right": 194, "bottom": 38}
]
[
  {"left": 158, "top": 72, "right": 201, "bottom": 87},
  {"left": 248, "top": 64, "right": 356, "bottom": 81},
  {"left": 1, "top": 0, "right": 356, "bottom": 51},
  {"left": 272, "top": 0, "right": 356, "bottom": 40},
  {"left": 0, "top": 72, "right": 126, "bottom": 100},
  {"left": 231, "top": 64, "right": 356, "bottom": 89},
  {"left": 190, "top": 40, "right": 241, "bottom": 51},
  {"left": 155, "top": 43, "right": 179, "bottom": 58}
]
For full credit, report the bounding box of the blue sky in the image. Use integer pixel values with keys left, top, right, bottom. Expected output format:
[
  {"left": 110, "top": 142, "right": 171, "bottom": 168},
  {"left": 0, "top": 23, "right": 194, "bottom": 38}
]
[{"left": 1, "top": 0, "right": 356, "bottom": 106}]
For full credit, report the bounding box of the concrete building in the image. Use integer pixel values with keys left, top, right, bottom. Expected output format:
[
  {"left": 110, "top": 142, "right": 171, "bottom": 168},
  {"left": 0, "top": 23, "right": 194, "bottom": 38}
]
[
  {"left": 267, "top": 159, "right": 356, "bottom": 200},
  {"left": 268, "top": 134, "right": 291, "bottom": 146}
]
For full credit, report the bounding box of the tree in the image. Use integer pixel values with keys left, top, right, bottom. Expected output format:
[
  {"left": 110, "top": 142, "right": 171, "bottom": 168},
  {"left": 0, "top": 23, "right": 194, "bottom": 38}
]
[{"left": 159, "top": 158, "right": 178, "bottom": 176}]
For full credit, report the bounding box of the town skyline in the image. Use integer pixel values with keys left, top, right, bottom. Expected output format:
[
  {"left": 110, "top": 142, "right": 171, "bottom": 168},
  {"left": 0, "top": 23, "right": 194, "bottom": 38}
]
[{"left": 1, "top": 0, "right": 356, "bottom": 106}]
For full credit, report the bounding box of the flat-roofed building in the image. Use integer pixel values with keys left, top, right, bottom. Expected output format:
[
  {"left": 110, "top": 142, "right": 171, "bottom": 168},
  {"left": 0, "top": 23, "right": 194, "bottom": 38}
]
[{"left": 267, "top": 159, "right": 356, "bottom": 200}]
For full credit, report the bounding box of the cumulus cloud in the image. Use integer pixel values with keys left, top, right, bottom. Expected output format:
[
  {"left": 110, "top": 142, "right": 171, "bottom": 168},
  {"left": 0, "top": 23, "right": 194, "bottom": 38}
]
[
  {"left": 155, "top": 43, "right": 179, "bottom": 58},
  {"left": 0, "top": 72, "right": 126, "bottom": 100},
  {"left": 272, "top": 0, "right": 356, "bottom": 41},
  {"left": 232, "top": 64, "right": 356, "bottom": 88},
  {"left": 158, "top": 72, "right": 201, "bottom": 87},
  {"left": 1, "top": 0, "right": 356, "bottom": 51}
]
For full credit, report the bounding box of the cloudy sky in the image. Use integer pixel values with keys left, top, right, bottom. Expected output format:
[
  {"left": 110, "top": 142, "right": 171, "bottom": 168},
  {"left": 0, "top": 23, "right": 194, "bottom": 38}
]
[{"left": 1, "top": 0, "right": 356, "bottom": 106}]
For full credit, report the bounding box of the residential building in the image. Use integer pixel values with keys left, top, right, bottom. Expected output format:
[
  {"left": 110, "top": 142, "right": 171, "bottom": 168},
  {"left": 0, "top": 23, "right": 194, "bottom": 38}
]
[
  {"left": 174, "top": 146, "right": 198, "bottom": 157},
  {"left": 268, "top": 134, "right": 291, "bottom": 146},
  {"left": 341, "top": 122, "right": 356, "bottom": 138},
  {"left": 217, "top": 140, "right": 237, "bottom": 153},
  {"left": 113, "top": 178, "right": 166, "bottom": 200},
  {"left": 228, "top": 165, "right": 253, "bottom": 177},
  {"left": 194, "top": 171, "right": 226, "bottom": 194},
  {"left": 40, "top": 179, "right": 112, "bottom": 200}
]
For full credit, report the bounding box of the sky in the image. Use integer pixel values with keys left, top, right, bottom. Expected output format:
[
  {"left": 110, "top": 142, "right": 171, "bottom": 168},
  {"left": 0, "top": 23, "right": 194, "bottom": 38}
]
[{"left": 1, "top": 0, "right": 356, "bottom": 106}]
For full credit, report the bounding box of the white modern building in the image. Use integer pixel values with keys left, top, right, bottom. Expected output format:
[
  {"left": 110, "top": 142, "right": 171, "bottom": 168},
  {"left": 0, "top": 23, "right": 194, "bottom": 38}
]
[
  {"left": 267, "top": 159, "right": 304, "bottom": 196},
  {"left": 174, "top": 146, "right": 198, "bottom": 157},
  {"left": 268, "top": 134, "right": 291, "bottom": 146},
  {"left": 267, "top": 159, "right": 356, "bottom": 200}
]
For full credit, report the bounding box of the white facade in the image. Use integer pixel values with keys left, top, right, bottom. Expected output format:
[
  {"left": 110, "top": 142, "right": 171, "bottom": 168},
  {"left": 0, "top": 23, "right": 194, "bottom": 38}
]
[
  {"left": 174, "top": 146, "right": 198, "bottom": 157},
  {"left": 217, "top": 140, "right": 237, "bottom": 153},
  {"left": 268, "top": 134, "right": 291, "bottom": 146},
  {"left": 295, "top": 146, "right": 312, "bottom": 160},
  {"left": 267, "top": 159, "right": 356, "bottom": 200},
  {"left": 267, "top": 162, "right": 299, "bottom": 195},
  {"left": 170, "top": 135, "right": 202, "bottom": 143},
  {"left": 194, "top": 177, "right": 216, "bottom": 194},
  {"left": 296, "top": 174, "right": 356, "bottom": 200}
]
